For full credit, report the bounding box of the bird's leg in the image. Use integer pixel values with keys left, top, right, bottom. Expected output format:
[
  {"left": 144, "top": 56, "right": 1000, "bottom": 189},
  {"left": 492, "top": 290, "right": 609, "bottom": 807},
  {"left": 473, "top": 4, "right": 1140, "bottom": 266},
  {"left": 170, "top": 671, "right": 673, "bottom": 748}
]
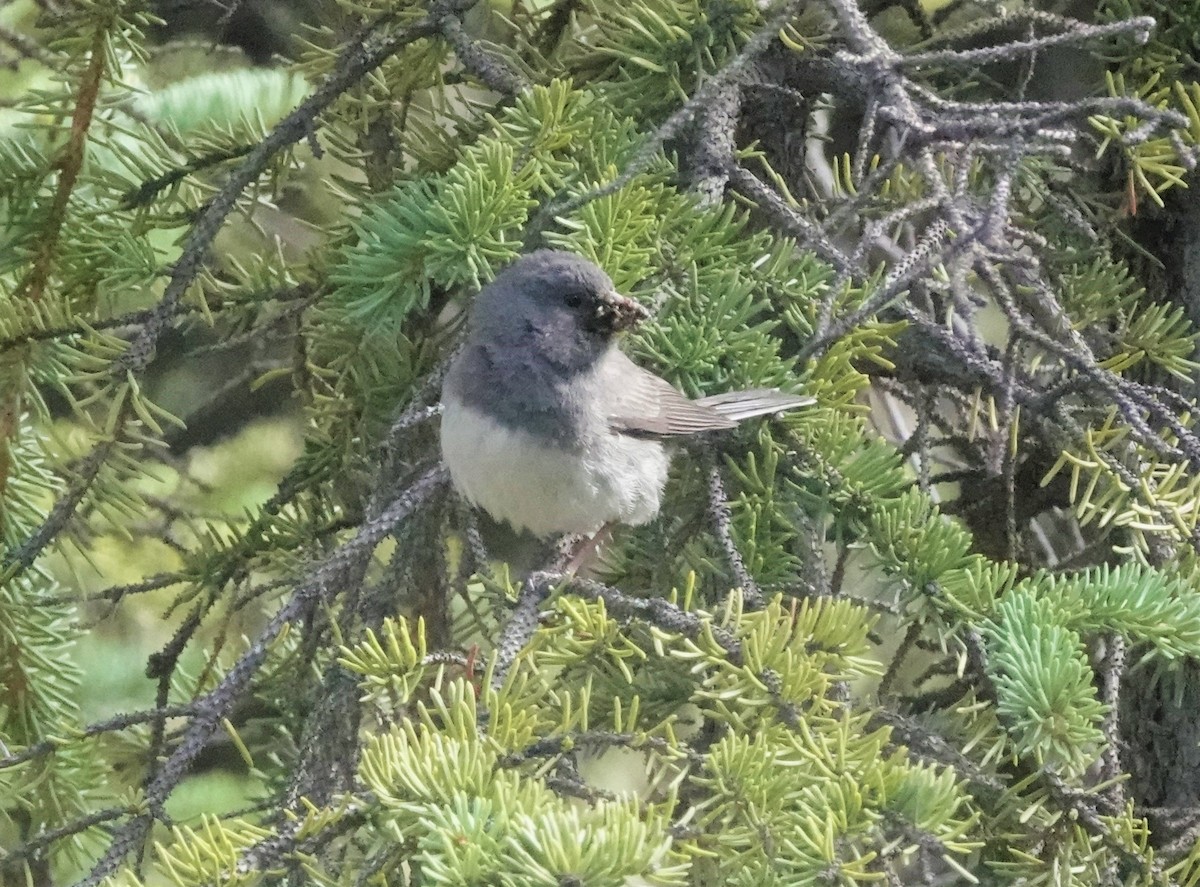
[
  {"left": 557, "top": 524, "right": 614, "bottom": 576},
  {"left": 551, "top": 533, "right": 582, "bottom": 571}
]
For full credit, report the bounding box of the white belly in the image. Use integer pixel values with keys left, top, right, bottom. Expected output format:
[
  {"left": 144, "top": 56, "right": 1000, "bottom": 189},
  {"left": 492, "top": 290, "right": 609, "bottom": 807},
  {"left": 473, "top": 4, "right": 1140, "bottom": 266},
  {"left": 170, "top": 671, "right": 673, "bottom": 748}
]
[{"left": 440, "top": 398, "right": 670, "bottom": 537}]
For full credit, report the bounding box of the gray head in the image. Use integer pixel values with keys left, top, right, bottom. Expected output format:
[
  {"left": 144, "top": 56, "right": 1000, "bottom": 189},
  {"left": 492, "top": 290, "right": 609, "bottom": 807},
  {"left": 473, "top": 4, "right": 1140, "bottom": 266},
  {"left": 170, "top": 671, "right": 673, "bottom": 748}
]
[{"left": 467, "top": 251, "right": 648, "bottom": 368}]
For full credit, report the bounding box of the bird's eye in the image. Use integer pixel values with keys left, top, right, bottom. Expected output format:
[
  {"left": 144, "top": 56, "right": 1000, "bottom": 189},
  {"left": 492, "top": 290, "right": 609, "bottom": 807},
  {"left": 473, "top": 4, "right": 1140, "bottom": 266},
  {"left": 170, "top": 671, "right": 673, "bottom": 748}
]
[{"left": 563, "top": 293, "right": 584, "bottom": 308}]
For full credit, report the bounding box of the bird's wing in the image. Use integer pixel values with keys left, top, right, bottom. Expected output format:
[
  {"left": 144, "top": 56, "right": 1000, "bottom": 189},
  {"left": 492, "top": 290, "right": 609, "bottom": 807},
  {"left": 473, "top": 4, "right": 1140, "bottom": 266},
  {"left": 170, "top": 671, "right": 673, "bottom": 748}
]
[
  {"left": 601, "top": 352, "right": 813, "bottom": 438},
  {"left": 601, "top": 353, "right": 737, "bottom": 437}
]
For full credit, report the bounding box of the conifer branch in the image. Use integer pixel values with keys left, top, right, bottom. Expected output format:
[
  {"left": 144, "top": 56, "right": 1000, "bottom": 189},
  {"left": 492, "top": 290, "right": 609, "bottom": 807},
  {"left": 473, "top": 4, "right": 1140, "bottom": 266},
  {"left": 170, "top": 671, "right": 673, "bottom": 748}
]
[
  {"left": 565, "top": 576, "right": 744, "bottom": 662},
  {"left": 715, "top": 0, "right": 1200, "bottom": 561},
  {"left": 3, "top": 807, "right": 129, "bottom": 864},
  {"left": 1099, "top": 632, "right": 1127, "bottom": 808},
  {"left": 1042, "top": 769, "right": 1165, "bottom": 883},
  {"left": 7, "top": 0, "right": 1200, "bottom": 881},
  {"left": 433, "top": 0, "right": 527, "bottom": 95},
  {"left": 1, "top": 439, "right": 114, "bottom": 575},
  {"left": 118, "top": 142, "right": 256, "bottom": 209},
  {"left": 118, "top": 12, "right": 446, "bottom": 380},
  {"left": 491, "top": 571, "right": 554, "bottom": 689},
  {"left": 0, "top": 23, "right": 54, "bottom": 66},
  {"left": 899, "top": 16, "right": 1155, "bottom": 68},
  {"left": 75, "top": 464, "right": 447, "bottom": 887},
  {"left": 17, "top": 24, "right": 105, "bottom": 303},
  {"left": 706, "top": 460, "right": 762, "bottom": 609},
  {"left": 0, "top": 284, "right": 314, "bottom": 352},
  {"left": 3, "top": 10, "right": 442, "bottom": 586},
  {"left": 531, "top": 0, "right": 807, "bottom": 236},
  {"left": 0, "top": 704, "right": 195, "bottom": 771}
]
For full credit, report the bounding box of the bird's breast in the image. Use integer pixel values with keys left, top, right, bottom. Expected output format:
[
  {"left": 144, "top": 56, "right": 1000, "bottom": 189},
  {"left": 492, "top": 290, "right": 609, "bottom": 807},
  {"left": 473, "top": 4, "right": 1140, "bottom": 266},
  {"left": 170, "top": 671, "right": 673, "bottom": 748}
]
[{"left": 440, "top": 393, "right": 671, "bottom": 537}]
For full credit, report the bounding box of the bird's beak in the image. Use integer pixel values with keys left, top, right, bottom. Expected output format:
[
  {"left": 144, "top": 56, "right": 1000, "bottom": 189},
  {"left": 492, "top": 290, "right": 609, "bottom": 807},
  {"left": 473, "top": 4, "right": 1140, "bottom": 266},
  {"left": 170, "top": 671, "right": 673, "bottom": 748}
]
[{"left": 595, "top": 290, "right": 650, "bottom": 332}]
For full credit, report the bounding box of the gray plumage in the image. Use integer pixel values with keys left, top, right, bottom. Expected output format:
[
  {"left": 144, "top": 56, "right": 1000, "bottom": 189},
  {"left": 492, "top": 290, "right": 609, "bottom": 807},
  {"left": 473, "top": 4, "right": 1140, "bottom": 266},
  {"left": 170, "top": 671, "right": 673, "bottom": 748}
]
[{"left": 440, "top": 250, "right": 814, "bottom": 536}]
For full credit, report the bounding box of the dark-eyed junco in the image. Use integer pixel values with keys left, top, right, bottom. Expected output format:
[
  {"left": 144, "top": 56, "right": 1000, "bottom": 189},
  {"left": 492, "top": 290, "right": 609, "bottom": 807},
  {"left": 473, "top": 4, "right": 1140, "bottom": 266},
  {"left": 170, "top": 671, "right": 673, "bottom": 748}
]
[{"left": 440, "top": 250, "right": 814, "bottom": 537}]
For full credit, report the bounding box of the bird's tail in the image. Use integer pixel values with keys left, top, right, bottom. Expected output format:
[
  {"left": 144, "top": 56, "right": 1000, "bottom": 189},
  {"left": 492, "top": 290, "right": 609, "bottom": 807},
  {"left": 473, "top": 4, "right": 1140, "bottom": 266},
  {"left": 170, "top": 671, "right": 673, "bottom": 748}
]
[{"left": 696, "top": 390, "right": 816, "bottom": 423}]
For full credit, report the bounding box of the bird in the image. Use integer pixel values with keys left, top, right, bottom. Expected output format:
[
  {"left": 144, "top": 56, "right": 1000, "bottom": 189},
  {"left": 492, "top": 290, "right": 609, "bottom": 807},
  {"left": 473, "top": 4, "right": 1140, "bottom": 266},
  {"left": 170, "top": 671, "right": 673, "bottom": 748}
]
[{"left": 439, "top": 250, "right": 814, "bottom": 538}]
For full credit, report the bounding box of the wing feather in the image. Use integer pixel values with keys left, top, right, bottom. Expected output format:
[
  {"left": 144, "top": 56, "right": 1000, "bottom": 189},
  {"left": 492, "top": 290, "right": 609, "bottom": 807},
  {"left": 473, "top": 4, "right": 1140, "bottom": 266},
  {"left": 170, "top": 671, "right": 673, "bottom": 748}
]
[
  {"left": 696, "top": 389, "right": 816, "bottom": 422},
  {"left": 600, "top": 351, "right": 813, "bottom": 438}
]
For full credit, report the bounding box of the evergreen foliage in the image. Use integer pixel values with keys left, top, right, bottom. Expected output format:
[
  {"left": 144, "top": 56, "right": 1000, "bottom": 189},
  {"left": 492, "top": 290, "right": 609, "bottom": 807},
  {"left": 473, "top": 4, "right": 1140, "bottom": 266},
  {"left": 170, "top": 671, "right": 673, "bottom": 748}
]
[{"left": 2, "top": 0, "right": 1200, "bottom": 885}]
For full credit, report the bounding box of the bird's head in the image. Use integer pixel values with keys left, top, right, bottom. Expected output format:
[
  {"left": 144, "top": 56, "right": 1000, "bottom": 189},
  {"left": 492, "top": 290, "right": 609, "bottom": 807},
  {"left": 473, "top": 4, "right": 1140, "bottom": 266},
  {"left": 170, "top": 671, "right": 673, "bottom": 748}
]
[{"left": 472, "top": 251, "right": 649, "bottom": 344}]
